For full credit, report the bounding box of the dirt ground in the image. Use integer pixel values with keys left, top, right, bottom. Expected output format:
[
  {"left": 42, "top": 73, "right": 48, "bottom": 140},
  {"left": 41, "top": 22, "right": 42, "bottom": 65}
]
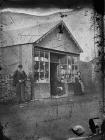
[{"left": 0, "top": 93, "right": 102, "bottom": 140}]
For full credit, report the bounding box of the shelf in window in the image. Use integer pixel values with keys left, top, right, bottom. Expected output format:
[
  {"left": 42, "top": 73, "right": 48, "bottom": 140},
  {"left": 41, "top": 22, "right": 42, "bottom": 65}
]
[
  {"left": 35, "top": 79, "right": 50, "bottom": 83},
  {"left": 34, "top": 70, "right": 40, "bottom": 72},
  {"left": 40, "top": 57, "right": 48, "bottom": 62},
  {"left": 40, "top": 70, "right": 44, "bottom": 72},
  {"left": 34, "top": 57, "right": 49, "bottom": 62},
  {"left": 34, "top": 57, "right": 40, "bottom": 61}
]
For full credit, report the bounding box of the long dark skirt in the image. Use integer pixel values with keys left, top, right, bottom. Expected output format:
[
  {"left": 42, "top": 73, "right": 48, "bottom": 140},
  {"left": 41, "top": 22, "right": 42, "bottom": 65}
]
[{"left": 74, "top": 82, "right": 82, "bottom": 95}]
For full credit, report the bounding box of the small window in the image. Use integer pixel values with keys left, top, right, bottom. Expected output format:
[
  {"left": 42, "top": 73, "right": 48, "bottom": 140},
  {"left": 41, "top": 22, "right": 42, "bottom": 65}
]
[{"left": 68, "top": 56, "right": 72, "bottom": 65}]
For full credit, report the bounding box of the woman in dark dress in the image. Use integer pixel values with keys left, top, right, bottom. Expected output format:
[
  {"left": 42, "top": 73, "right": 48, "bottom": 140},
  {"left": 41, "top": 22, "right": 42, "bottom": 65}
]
[{"left": 74, "top": 77, "right": 82, "bottom": 95}]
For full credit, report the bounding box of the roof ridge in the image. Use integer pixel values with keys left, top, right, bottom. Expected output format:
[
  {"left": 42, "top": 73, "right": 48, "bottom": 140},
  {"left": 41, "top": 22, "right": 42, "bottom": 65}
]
[{"left": 34, "top": 20, "right": 83, "bottom": 53}]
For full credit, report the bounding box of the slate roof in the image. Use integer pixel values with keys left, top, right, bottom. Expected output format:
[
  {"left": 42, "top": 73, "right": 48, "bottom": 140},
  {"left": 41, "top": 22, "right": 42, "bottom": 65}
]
[
  {"left": 0, "top": 20, "right": 83, "bottom": 52},
  {"left": 0, "top": 20, "right": 60, "bottom": 47}
]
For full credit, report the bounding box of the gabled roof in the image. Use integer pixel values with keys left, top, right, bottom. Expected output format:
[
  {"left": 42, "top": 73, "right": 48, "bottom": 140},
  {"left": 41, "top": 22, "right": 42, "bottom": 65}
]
[
  {"left": 34, "top": 20, "right": 83, "bottom": 52},
  {"left": 0, "top": 20, "right": 83, "bottom": 52}
]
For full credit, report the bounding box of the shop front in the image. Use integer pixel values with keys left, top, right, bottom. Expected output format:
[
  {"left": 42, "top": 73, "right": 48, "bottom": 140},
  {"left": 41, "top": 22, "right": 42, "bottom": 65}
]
[
  {"left": 33, "top": 47, "right": 79, "bottom": 99},
  {"left": 0, "top": 20, "right": 83, "bottom": 101}
]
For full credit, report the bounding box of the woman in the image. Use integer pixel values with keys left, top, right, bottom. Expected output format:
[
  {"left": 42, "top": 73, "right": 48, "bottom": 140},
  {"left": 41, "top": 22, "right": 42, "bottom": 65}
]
[
  {"left": 74, "top": 76, "right": 82, "bottom": 95},
  {"left": 79, "top": 79, "right": 85, "bottom": 94}
]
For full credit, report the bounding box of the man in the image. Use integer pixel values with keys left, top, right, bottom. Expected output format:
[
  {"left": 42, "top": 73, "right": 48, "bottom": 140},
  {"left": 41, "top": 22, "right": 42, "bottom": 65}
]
[{"left": 13, "top": 64, "right": 27, "bottom": 103}]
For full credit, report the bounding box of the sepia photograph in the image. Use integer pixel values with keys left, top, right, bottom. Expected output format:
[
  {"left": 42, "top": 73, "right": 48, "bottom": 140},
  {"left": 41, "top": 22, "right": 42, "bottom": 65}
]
[{"left": 0, "top": 0, "right": 104, "bottom": 140}]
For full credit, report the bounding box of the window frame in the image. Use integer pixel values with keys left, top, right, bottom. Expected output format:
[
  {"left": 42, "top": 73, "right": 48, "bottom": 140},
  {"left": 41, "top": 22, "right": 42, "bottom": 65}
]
[
  {"left": 57, "top": 55, "right": 79, "bottom": 83},
  {"left": 34, "top": 48, "right": 50, "bottom": 83}
]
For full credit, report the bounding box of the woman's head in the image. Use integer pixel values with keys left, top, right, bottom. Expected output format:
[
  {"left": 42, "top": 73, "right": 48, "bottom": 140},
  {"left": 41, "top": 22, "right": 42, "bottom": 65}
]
[{"left": 77, "top": 71, "right": 81, "bottom": 75}]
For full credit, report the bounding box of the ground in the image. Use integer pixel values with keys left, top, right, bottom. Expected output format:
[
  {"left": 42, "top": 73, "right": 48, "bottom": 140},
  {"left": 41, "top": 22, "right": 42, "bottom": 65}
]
[{"left": 0, "top": 93, "right": 102, "bottom": 140}]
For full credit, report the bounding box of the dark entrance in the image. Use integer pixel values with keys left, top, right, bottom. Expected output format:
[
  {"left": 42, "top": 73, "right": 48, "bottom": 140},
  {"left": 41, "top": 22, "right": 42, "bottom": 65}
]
[
  {"left": 50, "top": 62, "right": 58, "bottom": 96},
  {"left": 50, "top": 52, "right": 65, "bottom": 96}
]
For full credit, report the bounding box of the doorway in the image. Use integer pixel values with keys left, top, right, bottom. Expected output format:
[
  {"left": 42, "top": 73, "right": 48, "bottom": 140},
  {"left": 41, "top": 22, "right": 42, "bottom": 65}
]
[
  {"left": 50, "top": 52, "right": 65, "bottom": 96},
  {"left": 50, "top": 62, "right": 58, "bottom": 96}
]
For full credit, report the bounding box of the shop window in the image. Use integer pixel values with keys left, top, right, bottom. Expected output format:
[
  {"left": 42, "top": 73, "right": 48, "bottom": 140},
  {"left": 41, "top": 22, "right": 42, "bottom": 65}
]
[
  {"left": 58, "top": 56, "right": 68, "bottom": 83},
  {"left": 60, "top": 56, "right": 67, "bottom": 64},
  {"left": 58, "top": 55, "right": 79, "bottom": 83},
  {"left": 71, "top": 56, "right": 79, "bottom": 75},
  {"left": 34, "top": 48, "right": 49, "bottom": 83}
]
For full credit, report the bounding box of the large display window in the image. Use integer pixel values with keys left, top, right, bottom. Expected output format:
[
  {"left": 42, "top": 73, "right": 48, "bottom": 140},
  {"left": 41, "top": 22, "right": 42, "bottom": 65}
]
[
  {"left": 57, "top": 55, "right": 79, "bottom": 83},
  {"left": 34, "top": 48, "right": 50, "bottom": 83}
]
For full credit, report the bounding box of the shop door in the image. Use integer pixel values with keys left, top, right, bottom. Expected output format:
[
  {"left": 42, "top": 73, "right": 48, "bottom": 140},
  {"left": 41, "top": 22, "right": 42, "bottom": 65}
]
[
  {"left": 50, "top": 52, "right": 65, "bottom": 96},
  {"left": 50, "top": 62, "right": 58, "bottom": 96}
]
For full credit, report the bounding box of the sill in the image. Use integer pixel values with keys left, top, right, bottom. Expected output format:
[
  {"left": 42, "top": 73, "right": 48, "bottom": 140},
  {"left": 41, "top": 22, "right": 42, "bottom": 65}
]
[{"left": 34, "top": 82, "right": 50, "bottom": 84}]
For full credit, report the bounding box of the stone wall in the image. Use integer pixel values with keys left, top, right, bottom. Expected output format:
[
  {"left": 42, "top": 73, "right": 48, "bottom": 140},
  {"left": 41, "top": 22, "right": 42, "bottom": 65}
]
[
  {"left": 0, "top": 75, "right": 15, "bottom": 102},
  {"left": 0, "top": 74, "right": 32, "bottom": 103},
  {"left": 79, "top": 61, "right": 103, "bottom": 94},
  {"left": 79, "top": 61, "right": 92, "bottom": 91}
]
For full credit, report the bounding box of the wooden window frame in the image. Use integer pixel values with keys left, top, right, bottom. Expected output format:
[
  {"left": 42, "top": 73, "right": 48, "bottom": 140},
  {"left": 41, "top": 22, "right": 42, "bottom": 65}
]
[{"left": 34, "top": 48, "right": 50, "bottom": 83}]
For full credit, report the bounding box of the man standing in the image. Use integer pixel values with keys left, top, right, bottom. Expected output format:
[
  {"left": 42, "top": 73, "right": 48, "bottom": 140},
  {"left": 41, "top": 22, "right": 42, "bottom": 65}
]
[{"left": 13, "top": 64, "right": 27, "bottom": 103}]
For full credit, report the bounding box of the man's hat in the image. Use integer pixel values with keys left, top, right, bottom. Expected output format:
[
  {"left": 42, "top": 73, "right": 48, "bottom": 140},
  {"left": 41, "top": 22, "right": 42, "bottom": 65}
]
[{"left": 18, "top": 64, "right": 23, "bottom": 68}]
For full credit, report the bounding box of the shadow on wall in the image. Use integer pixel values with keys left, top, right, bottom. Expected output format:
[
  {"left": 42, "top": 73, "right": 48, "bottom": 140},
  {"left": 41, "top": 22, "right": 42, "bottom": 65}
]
[
  {"left": 79, "top": 61, "right": 102, "bottom": 94},
  {"left": 0, "top": 74, "right": 32, "bottom": 104}
]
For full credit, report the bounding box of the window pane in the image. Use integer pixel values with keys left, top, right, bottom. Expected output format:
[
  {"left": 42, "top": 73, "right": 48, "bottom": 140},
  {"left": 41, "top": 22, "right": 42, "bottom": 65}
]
[
  {"left": 40, "top": 51, "right": 44, "bottom": 61},
  {"left": 45, "top": 62, "right": 49, "bottom": 72},
  {"left": 34, "top": 61, "right": 39, "bottom": 71},
  {"left": 40, "top": 72, "right": 44, "bottom": 80},
  {"left": 45, "top": 72, "right": 49, "bottom": 79},
  {"left": 34, "top": 50, "right": 39, "bottom": 57},
  {"left": 58, "top": 65, "right": 68, "bottom": 82},
  {"left": 34, "top": 51, "right": 40, "bottom": 61},
  {"left": 72, "top": 57, "right": 74, "bottom": 64},
  {"left": 60, "top": 56, "right": 67, "bottom": 64},
  {"left": 34, "top": 72, "right": 39, "bottom": 81},
  {"left": 34, "top": 48, "right": 49, "bottom": 83},
  {"left": 75, "top": 65, "right": 78, "bottom": 70},
  {"left": 68, "top": 64, "right": 72, "bottom": 74},
  {"left": 68, "top": 56, "right": 72, "bottom": 65},
  {"left": 45, "top": 52, "right": 49, "bottom": 61},
  {"left": 45, "top": 62, "right": 49, "bottom": 81},
  {"left": 72, "top": 65, "right": 77, "bottom": 75},
  {"left": 72, "top": 65, "right": 75, "bottom": 70},
  {"left": 40, "top": 61, "right": 44, "bottom": 72},
  {"left": 74, "top": 57, "right": 78, "bottom": 64}
]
